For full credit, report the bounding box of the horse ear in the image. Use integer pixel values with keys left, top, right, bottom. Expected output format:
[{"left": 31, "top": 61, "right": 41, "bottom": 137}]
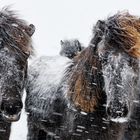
[
  {"left": 97, "top": 20, "right": 105, "bottom": 30},
  {"left": 60, "top": 40, "right": 64, "bottom": 46},
  {"left": 75, "top": 40, "right": 81, "bottom": 51},
  {"left": 26, "top": 24, "right": 35, "bottom": 37}
]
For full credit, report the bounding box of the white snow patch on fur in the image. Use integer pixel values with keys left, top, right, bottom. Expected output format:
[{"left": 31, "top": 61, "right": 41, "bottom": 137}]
[
  {"left": 111, "top": 117, "right": 128, "bottom": 123},
  {"left": 28, "top": 55, "right": 71, "bottom": 98}
]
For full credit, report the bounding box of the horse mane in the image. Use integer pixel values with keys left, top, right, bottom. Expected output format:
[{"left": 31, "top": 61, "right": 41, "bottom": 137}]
[
  {"left": 66, "top": 20, "right": 105, "bottom": 113},
  {"left": 105, "top": 11, "right": 140, "bottom": 58},
  {"left": 0, "top": 7, "right": 34, "bottom": 58}
]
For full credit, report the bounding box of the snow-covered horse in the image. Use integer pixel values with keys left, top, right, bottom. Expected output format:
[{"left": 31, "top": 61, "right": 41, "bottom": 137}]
[
  {"left": 60, "top": 39, "right": 84, "bottom": 59},
  {"left": 25, "top": 12, "right": 140, "bottom": 140},
  {"left": 0, "top": 8, "right": 35, "bottom": 140}
]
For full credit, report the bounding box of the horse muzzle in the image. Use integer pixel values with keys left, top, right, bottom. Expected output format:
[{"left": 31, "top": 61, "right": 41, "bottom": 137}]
[
  {"left": 106, "top": 101, "right": 129, "bottom": 119},
  {"left": 0, "top": 99, "right": 23, "bottom": 122}
]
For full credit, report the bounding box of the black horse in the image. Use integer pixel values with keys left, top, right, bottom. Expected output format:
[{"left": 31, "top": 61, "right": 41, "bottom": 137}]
[
  {"left": 25, "top": 12, "right": 140, "bottom": 140},
  {"left": 0, "top": 8, "right": 35, "bottom": 140}
]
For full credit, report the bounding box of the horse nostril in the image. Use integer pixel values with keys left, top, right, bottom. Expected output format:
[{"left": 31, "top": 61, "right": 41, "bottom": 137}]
[
  {"left": 1, "top": 101, "right": 4, "bottom": 111},
  {"left": 1, "top": 100, "right": 23, "bottom": 115},
  {"left": 122, "top": 105, "right": 128, "bottom": 117},
  {"left": 106, "top": 106, "right": 111, "bottom": 116}
]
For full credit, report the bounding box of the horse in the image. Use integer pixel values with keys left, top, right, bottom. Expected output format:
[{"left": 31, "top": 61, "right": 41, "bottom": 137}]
[
  {"left": 60, "top": 39, "right": 84, "bottom": 59},
  {"left": 25, "top": 12, "right": 140, "bottom": 140},
  {"left": 0, "top": 8, "right": 35, "bottom": 140}
]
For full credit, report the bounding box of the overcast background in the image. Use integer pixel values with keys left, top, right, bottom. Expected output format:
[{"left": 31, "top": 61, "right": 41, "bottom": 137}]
[{"left": 0, "top": 0, "right": 139, "bottom": 139}]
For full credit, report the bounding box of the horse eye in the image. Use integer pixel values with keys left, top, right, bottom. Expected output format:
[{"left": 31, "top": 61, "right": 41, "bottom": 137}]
[
  {"left": 0, "top": 41, "right": 4, "bottom": 49},
  {"left": 24, "top": 51, "right": 30, "bottom": 58},
  {"left": 26, "top": 24, "right": 35, "bottom": 37}
]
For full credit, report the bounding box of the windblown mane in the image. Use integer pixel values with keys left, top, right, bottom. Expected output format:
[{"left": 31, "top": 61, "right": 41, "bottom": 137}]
[
  {"left": 0, "top": 7, "right": 34, "bottom": 58},
  {"left": 66, "top": 20, "right": 105, "bottom": 112},
  {"left": 105, "top": 12, "right": 140, "bottom": 58}
]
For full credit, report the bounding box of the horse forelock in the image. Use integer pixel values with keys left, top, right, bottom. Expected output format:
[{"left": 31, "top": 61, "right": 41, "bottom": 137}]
[
  {"left": 105, "top": 11, "right": 140, "bottom": 58},
  {"left": 0, "top": 7, "right": 34, "bottom": 59}
]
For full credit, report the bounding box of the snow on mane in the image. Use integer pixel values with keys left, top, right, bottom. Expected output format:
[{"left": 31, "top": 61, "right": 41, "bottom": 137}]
[{"left": 26, "top": 55, "right": 72, "bottom": 116}]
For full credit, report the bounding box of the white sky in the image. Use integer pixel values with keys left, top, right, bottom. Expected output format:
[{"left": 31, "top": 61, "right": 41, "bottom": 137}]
[{"left": 0, "top": 0, "right": 140, "bottom": 56}]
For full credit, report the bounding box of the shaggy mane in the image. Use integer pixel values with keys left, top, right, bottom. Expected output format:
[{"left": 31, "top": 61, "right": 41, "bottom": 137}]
[
  {"left": 0, "top": 7, "right": 34, "bottom": 58},
  {"left": 67, "top": 47, "right": 104, "bottom": 112},
  {"left": 66, "top": 20, "right": 105, "bottom": 112},
  {"left": 105, "top": 12, "right": 140, "bottom": 58}
]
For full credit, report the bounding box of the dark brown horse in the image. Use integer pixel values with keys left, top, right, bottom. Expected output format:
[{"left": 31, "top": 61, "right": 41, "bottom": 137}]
[
  {"left": 25, "top": 12, "right": 140, "bottom": 140},
  {"left": 0, "top": 8, "right": 35, "bottom": 140}
]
